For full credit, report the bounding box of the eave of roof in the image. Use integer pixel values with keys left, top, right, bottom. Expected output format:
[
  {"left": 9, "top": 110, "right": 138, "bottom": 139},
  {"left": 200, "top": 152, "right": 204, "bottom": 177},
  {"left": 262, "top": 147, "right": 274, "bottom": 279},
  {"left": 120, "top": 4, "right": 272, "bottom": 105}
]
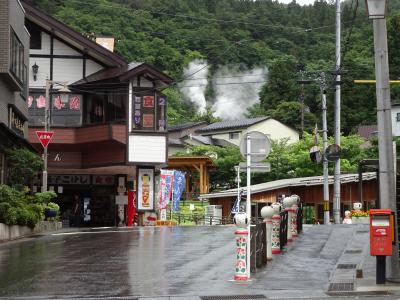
[
  {"left": 199, "top": 172, "right": 377, "bottom": 199},
  {"left": 168, "top": 122, "right": 208, "bottom": 132},
  {"left": 71, "top": 62, "right": 173, "bottom": 86},
  {"left": 22, "top": 1, "right": 127, "bottom": 68},
  {"left": 197, "top": 117, "right": 269, "bottom": 133}
]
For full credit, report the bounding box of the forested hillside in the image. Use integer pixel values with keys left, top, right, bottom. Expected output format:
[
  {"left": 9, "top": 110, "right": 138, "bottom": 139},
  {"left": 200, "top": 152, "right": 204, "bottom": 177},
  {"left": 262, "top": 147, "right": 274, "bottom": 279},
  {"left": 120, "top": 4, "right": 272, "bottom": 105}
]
[{"left": 29, "top": 0, "right": 400, "bottom": 134}]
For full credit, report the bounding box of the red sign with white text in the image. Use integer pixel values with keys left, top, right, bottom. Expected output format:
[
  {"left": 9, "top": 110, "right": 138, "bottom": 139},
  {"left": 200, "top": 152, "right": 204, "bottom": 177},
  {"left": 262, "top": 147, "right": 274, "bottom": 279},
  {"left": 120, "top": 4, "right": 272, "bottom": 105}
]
[{"left": 35, "top": 131, "right": 54, "bottom": 148}]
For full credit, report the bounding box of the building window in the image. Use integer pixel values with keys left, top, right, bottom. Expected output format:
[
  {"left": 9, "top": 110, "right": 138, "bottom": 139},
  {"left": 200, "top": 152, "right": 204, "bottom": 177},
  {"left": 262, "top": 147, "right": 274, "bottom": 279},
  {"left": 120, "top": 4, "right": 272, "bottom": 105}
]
[
  {"left": 29, "top": 25, "right": 42, "bottom": 50},
  {"left": 85, "top": 94, "right": 105, "bottom": 124},
  {"left": 106, "top": 93, "right": 126, "bottom": 122},
  {"left": 397, "top": 113, "right": 400, "bottom": 122},
  {"left": 229, "top": 132, "right": 240, "bottom": 140},
  {"left": 9, "top": 27, "right": 24, "bottom": 85}
]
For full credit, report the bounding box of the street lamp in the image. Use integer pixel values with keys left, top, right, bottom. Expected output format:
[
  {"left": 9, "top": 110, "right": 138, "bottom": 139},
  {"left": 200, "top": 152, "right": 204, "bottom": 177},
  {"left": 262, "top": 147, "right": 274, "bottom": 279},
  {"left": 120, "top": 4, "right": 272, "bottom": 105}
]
[
  {"left": 42, "top": 79, "right": 70, "bottom": 192},
  {"left": 365, "top": 0, "right": 387, "bottom": 18},
  {"left": 366, "top": 0, "right": 400, "bottom": 281}
]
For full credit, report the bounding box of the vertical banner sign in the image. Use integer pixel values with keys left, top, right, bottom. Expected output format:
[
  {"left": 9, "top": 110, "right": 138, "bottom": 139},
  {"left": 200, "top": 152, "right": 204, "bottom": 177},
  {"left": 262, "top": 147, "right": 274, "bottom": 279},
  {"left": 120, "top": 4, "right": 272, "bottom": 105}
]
[
  {"left": 138, "top": 168, "right": 154, "bottom": 210},
  {"left": 127, "top": 190, "right": 136, "bottom": 226},
  {"left": 172, "top": 171, "right": 185, "bottom": 212},
  {"left": 133, "top": 96, "right": 142, "bottom": 128},
  {"left": 159, "top": 169, "right": 174, "bottom": 209}
]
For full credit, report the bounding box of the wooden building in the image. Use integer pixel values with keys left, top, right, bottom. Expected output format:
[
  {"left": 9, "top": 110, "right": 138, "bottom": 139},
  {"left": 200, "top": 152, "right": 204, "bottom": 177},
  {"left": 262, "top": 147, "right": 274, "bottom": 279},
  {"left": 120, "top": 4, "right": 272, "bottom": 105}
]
[
  {"left": 200, "top": 173, "right": 378, "bottom": 224},
  {"left": 23, "top": 1, "right": 172, "bottom": 226}
]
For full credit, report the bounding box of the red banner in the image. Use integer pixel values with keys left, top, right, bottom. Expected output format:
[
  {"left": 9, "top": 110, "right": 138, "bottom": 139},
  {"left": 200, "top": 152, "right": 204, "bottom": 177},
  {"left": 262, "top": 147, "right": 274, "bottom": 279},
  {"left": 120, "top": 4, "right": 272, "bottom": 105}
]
[{"left": 127, "top": 190, "right": 136, "bottom": 227}]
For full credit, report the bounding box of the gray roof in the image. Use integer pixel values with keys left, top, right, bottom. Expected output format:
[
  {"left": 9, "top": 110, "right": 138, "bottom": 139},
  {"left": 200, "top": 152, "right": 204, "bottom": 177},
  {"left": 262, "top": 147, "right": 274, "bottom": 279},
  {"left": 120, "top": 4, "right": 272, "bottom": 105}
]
[
  {"left": 197, "top": 117, "right": 269, "bottom": 133},
  {"left": 168, "top": 122, "right": 207, "bottom": 132},
  {"left": 128, "top": 61, "right": 144, "bottom": 70},
  {"left": 199, "top": 172, "right": 376, "bottom": 199},
  {"left": 168, "top": 138, "right": 184, "bottom": 146},
  {"left": 191, "top": 135, "right": 213, "bottom": 145}
]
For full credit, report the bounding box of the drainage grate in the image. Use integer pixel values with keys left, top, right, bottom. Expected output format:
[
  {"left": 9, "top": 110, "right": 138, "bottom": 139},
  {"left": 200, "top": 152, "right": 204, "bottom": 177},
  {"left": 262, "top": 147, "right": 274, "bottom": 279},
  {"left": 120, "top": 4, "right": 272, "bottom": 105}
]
[
  {"left": 201, "top": 296, "right": 266, "bottom": 300},
  {"left": 356, "top": 230, "right": 369, "bottom": 234},
  {"left": 345, "top": 250, "right": 362, "bottom": 254},
  {"left": 328, "top": 282, "right": 354, "bottom": 292},
  {"left": 337, "top": 263, "right": 357, "bottom": 269}
]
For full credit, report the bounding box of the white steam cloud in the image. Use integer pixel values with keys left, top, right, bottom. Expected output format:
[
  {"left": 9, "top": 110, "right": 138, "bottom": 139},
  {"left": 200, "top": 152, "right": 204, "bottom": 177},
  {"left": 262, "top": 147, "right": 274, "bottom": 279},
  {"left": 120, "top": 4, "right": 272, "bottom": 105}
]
[
  {"left": 212, "top": 66, "right": 268, "bottom": 120},
  {"left": 179, "top": 61, "right": 268, "bottom": 120},
  {"left": 179, "top": 60, "right": 209, "bottom": 113}
]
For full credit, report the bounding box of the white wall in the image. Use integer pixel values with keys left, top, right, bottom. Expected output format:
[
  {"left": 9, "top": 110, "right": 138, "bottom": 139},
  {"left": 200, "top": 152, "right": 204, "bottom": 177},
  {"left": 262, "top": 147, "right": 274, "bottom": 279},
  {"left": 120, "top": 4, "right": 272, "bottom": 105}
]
[
  {"left": 391, "top": 106, "right": 400, "bottom": 137},
  {"left": 53, "top": 39, "right": 81, "bottom": 55},
  {"left": 29, "top": 57, "right": 51, "bottom": 88},
  {"left": 248, "top": 119, "right": 299, "bottom": 144},
  {"left": 53, "top": 58, "right": 84, "bottom": 84},
  {"left": 86, "top": 59, "right": 103, "bottom": 77}
]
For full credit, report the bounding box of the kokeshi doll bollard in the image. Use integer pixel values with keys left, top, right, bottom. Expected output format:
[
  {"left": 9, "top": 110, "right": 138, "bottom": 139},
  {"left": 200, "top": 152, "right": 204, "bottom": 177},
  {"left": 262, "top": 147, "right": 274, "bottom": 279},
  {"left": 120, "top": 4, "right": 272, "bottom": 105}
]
[
  {"left": 291, "top": 195, "right": 300, "bottom": 238},
  {"left": 283, "top": 196, "right": 294, "bottom": 243},
  {"left": 261, "top": 206, "right": 275, "bottom": 261},
  {"left": 271, "top": 202, "right": 282, "bottom": 255},
  {"left": 234, "top": 212, "right": 249, "bottom": 281}
]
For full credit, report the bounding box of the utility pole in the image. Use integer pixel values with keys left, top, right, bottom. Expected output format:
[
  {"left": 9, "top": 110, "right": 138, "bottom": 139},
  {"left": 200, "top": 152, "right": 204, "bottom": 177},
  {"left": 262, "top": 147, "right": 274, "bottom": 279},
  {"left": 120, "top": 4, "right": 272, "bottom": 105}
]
[
  {"left": 333, "top": 0, "right": 342, "bottom": 224},
  {"left": 42, "top": 80, "right": 50, "bottom": 192},
  {"left": 297, "top": 65, "right": 312, "bottom": 139},
  {"left": 320, "top": 73, "right": 330, "bottom": 224},
  {"left": 372, "top": 18, "right": 400, "bottom": 280}
]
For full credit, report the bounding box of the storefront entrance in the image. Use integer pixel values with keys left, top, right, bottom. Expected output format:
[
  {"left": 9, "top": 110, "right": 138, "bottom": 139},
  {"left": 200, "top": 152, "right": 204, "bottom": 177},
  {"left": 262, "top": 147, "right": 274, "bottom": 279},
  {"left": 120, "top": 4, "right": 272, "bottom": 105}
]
[{"left": 49, "top": 174, "right": 117, "bottom": 227}]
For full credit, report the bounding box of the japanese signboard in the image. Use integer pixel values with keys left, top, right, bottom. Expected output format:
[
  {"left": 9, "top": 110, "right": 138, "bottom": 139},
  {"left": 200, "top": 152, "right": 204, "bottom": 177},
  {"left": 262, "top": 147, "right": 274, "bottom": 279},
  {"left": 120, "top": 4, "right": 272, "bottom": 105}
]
[{"left": 137, "top": 168, "right": 154, "bottom": 211}]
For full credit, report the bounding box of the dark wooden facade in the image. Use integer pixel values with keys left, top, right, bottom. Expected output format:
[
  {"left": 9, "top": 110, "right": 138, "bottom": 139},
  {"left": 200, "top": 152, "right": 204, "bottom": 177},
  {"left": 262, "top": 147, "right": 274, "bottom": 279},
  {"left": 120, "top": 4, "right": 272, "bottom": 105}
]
[{"left": 208, "top": 176, "right": 378, "bottom": 223}]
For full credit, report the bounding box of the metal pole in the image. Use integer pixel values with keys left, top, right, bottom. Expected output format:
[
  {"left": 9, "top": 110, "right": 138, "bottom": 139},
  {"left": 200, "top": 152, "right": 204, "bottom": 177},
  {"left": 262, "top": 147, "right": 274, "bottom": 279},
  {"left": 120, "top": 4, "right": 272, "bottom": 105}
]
[
  {"left": 321, "top": 80, "right": 330, "bottom": 225},
  {"left": 42, "top": 79, "right": 50, "bottom": 192},
  {"left": 333, "top": 0, "right": 341, "bottom": 224},
  {"left": 246, "top": 133, "right": 251, "bottom": 280},
  {"left": 372, "top": 18, "right": 400, "bottom": 280},
  {"left": 236, "top": 165, "right": 240, "bottom": 206}
]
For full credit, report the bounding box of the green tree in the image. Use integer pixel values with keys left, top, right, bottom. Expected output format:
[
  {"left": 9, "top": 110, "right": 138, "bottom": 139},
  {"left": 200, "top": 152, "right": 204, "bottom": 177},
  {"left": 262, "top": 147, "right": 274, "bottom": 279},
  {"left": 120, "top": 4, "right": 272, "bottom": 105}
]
[{"left": 7, "top": 148, "right": 43, "bottom": 190}]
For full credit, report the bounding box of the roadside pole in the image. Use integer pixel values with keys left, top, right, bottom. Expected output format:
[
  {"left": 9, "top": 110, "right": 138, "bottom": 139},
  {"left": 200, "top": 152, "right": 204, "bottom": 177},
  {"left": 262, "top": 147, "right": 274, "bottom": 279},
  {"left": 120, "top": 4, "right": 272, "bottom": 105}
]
[
  {"left": 321, "top": 73, "right": 330, "bottom": 224},
  {"left": 246, "top": 133, "right": 251, "bottom": 280}
]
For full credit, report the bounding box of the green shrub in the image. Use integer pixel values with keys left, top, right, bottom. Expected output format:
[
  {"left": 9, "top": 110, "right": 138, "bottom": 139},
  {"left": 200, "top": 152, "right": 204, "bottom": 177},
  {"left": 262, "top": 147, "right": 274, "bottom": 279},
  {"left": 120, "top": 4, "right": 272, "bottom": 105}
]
[
  {"left": 34, "top": 191, "right": 57, "bottom": 204},
  {"left": 0, "top": 185, "right": 47, "bottom": 228}
]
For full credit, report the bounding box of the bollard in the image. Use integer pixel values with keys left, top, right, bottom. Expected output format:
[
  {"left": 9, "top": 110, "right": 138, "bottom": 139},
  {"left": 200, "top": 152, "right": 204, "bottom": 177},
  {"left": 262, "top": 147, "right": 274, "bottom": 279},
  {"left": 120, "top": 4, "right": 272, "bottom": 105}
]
[
  {"left": 291, "top": 195, "right": 300, "bottom": 238},
  {"left": 234, "top": 212, "right": 249, "bottom": 281},
  {"left": 283, "top": 196, "right": 293, "bottom": 242},
  {"left": 271, "top": 202, "right": 282, "bottom": 255},
  {"left": 261, "top": 206, "right": 274, "bottom": 261}
]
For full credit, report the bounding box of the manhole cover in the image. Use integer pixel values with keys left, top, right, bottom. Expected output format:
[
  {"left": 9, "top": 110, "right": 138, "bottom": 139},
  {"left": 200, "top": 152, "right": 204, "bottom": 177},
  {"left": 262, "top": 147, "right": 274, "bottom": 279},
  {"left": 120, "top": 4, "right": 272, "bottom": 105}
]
[
  {"left": 345, "top": 250, "right": 362, "bottom": 254},
  {"left": 328, "top": 282, "right": 354, "bottom": 291},
  {"left": 337, "top": 264, "right": 357, "bottom": 269},
  {"left": 201, "top": 296, "right": 266, "bottom": 300}
]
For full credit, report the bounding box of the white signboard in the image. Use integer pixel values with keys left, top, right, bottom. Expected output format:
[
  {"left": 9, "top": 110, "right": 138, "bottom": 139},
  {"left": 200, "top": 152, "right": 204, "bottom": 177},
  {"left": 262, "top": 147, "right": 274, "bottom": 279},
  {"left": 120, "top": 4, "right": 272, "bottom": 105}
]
[
  {"left": 128, "top": 135, "right": 167, "bottom": 163},
  {"left": 138, "top": 168, "right": 154, "bottom": 210}
]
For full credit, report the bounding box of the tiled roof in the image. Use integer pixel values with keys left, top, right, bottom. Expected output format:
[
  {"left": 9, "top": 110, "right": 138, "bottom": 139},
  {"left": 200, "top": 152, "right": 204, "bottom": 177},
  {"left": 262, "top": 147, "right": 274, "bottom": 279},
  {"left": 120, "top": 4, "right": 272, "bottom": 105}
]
[
  {"left": 168, "top": 122, "right": 207, "bottom": 132},
  {"left": 357, "top": 125, "right": 378, "bottom": 139},
  {"left": 191, "top": 135, "right": 212, "bottom": 145},
  {"left": 197, "top": 117, "right": 269, "bottom": 133}
]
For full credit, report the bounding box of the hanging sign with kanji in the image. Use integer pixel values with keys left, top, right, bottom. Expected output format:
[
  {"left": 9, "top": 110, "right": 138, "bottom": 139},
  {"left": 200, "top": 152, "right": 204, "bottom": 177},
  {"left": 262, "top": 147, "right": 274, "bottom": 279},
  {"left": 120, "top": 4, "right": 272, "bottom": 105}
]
[{"left": 35, "top": 131, "right": 54, "bottom": 148}]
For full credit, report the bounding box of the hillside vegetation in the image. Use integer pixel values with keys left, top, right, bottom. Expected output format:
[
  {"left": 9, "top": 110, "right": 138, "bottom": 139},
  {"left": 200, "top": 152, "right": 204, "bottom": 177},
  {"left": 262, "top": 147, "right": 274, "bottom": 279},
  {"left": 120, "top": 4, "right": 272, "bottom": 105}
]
[{"left": 29, "top": 0, "right": 400, "bottom": 134}]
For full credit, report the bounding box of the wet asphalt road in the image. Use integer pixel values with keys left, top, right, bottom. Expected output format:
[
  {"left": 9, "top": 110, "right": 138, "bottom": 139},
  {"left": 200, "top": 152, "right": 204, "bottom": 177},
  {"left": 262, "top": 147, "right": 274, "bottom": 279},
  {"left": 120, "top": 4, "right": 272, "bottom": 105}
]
[{"left": 0, "top": 225, "right": 398, "bottom": 299}]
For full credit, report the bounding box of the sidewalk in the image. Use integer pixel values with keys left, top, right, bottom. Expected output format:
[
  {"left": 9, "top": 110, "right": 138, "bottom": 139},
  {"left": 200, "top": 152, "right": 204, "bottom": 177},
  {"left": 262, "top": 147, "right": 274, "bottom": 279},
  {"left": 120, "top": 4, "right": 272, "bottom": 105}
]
[{"left": 327, "top": 223, "right": 400, "bottom": 296}]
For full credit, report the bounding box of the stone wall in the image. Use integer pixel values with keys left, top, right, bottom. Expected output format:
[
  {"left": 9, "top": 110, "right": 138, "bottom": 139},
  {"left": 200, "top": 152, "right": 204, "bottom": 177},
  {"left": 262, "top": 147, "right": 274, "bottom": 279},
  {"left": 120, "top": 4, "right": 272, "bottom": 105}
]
[{"left": 0, "top": 221, "right": 63, "bottom": 242}]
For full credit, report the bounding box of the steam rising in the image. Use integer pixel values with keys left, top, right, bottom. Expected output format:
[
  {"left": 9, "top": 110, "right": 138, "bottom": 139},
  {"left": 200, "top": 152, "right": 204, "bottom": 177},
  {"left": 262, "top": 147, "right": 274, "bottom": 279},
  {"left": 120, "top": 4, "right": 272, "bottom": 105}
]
[
  {"left": 179, "top": 60, "right": 209, "bottom": 113},
  {"left": 212, "top": 66, "right": 267, "bottom": 120},
  {"left": 179, "top": 61, "right": 268, "bottom": 119}
]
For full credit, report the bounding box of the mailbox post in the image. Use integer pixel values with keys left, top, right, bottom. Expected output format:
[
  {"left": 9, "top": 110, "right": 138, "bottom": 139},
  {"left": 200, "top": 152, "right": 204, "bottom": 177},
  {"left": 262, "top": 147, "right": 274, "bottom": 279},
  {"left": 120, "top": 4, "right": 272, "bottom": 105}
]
[{"left": 370, "top": 209, "right": 393, "bottom": 284}]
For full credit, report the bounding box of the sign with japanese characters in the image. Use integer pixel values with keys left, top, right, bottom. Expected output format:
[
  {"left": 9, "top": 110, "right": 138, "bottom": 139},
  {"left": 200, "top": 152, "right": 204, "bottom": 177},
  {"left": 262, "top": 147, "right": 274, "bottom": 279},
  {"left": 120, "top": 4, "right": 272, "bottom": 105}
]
[
  {"left": 9, "top": 106, "right": 25, "bottom": 137},
  {"left": 35, "top": 131, "right": 54, "bottom": 148},
  {"left": 137, "top": 168, "right": 154, "bottom": 211}
]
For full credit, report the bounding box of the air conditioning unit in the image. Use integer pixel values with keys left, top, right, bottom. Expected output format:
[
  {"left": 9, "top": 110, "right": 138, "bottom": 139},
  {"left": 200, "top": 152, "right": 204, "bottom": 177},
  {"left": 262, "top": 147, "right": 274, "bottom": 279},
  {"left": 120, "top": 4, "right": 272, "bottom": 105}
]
[{"left": 204, "top": 205, "right": 222, "bottom": 225}]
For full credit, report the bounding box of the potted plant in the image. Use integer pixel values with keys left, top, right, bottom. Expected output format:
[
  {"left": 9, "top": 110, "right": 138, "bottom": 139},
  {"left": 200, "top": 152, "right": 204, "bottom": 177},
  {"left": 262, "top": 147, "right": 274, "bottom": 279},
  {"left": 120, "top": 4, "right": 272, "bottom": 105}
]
[
  {"left": 351, "top": 210, "right": 370, "bottom": 224},
  {"left": 44, "top": 202, "right": 59, "bottom": 220}
]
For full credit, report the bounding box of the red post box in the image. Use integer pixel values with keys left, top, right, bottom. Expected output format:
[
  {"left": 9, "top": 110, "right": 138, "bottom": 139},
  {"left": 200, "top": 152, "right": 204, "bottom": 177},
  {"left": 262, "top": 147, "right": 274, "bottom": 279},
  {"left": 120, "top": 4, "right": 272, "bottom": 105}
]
[{"left": 370, "top": 209, "right": 393, "bottom": 256}]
